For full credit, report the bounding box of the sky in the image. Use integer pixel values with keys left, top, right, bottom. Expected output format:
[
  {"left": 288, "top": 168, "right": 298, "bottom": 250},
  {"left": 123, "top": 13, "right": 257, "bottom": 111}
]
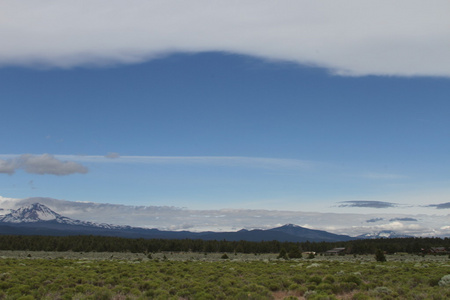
[{"left": 1, "top": 1, "right": 450, "bottom": 235}]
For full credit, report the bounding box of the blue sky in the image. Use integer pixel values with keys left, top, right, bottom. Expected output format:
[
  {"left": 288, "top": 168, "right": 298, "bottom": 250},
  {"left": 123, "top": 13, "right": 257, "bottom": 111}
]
[
  {"left": 2, "top": 52, "right": 449, "bottom": 213},
  {"left": 1, "top": 1, "right": 450, "bottom": 230}
]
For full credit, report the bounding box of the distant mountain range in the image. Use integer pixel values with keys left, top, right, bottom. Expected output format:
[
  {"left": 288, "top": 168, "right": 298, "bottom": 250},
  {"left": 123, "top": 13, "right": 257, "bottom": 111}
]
[
  {"left": 356, "top": 230, "right": 412, "bottom": 239},
  {"left": 0, "top": 203, "right": 356, "bottom": 242}
]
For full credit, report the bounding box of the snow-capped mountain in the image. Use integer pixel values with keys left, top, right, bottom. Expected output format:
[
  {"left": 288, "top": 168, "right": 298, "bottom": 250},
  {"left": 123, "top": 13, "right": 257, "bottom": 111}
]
[
  {"left": 357, "top": 230, "right": 411, "bottom": 239},
  {"left": 1, "top": 203, "right": 63, "bottom": 223},
  {"left": 0, "top": 203, "right": 127, "bottom": 230}
]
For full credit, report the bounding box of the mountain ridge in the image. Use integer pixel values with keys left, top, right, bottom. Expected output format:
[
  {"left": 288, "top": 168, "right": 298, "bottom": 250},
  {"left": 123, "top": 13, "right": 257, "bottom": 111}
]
[{"left": 0, "top": 203, "right": 355, "bottom": 242}]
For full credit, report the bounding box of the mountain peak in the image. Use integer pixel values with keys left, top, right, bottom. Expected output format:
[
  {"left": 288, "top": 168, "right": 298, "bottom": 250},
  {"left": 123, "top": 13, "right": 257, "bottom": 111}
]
[
  {"left": 0, "top": 203, "right": 61, "bottom": 223},
  {"left": 280, "top": 224, "right": 299, "bottom": 228},
  {"left": 268, "top": 223, "right": 353, "bottom": 242},
  {"left": 0, "top": 203, "right": 130, "bottom": 230}
]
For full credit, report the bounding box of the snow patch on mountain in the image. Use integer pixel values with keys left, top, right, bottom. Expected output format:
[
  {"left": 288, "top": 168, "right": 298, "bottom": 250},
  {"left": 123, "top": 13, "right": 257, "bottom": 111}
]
[
  {"left": 357, "top": 230, "right": 412, "bottom": 239},
  {"left": 0, "top": 203, "right": 129, "bottom": 230}
]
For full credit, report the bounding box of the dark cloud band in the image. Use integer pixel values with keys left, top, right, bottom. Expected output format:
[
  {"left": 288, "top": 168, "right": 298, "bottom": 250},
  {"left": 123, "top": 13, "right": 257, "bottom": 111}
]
[
  {"left": 339, "top": 200, "right": 398, "bottom": 209},
  {"left": 366, "top": 218, "right": 384, "bottom": 223},
  {"left": 389, "top": 217, "right": 418, "bottom": 222},
  {"left": 426, "top": 202, "right": 450, "bottom": 209}
]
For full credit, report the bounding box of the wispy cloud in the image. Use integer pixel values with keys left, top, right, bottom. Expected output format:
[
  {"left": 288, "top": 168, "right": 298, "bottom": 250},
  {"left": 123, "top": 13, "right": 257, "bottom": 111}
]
[
  {"left": 0, "top": 1, "right": 449, "bottom": 77},
  {"left": 47, "top": 155, "right": 315, "bottom": 171},
  {"left": 0, "top": 154, "right": 88, "bottom": 176},
  {"left": 105, "top": 152, "right": 120, "bottom": 159},
  {"left": 338, "top": 200, "right": 399, "bottom": 209}
]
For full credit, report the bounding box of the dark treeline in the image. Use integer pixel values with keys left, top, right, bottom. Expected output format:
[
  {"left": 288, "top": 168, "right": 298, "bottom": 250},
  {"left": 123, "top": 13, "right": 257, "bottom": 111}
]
[{"left": 0, "top": 235, "right": 448, "bottom": 254}]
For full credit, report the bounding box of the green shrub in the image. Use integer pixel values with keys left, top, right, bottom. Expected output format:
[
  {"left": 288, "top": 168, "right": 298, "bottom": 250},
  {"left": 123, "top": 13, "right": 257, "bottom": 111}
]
[
  {"left": 429, "top": 277, "right": 441, "bottom": 287},
  {"left": 295, "top": 286, "right": 308, "bottom": 296},
  {"left": 194, "top": 291, "right": 215, "bottom": 299},
  {"left": 339, "top": 282, "right": 357, "bottom": 292},
  {"left": 323, "top": 275, "right": 335, "bottom": 284},
  {"left": 316, "top": 283, "right": 334, "bottom": 293},
  {"left": 343, "top": 274, "right": 362, "bottom": 286},
  {"left": 292, "top": 274, "right": 305, "bottom": 284},
  {"left": 308, "top": 275, "right": 322, "bottom": 285},
  {"left": 278, "top": 248, "right": 288, "bottom": 260},
  {"left": 177, "top": 289, "right": 191, "bottom": 298},
  {"left": 438, "top": 274, "right": 450, "bottom": 286},
  {"left": 371, "top": 286, "right": 392, "bottom": 297},
  {"left": 7, "top": 284, "right": 31, "bottom": 296},
  {"left": 92, "top": 288, "right": 113, "bottom": 300},
  {"left": 352, "top": 292, "right": 370, "bottom": 300},
  {"left": 17, "top": 296, "right": 34, "bottom": 300},
  {"left": 268, "top": 282, "right": 281, "bottom": 291},
  {"left": 153, "top": 288, "right": 170, "bottom": 298},
  {"left": 288, "top": 248, "right": 302, "bottom": 259},
  {"left": 375, "top": 249, "right": 386, "bottom": 262},
  {"left": 304, "top": 290, "right": 317, "bottom": 299}
]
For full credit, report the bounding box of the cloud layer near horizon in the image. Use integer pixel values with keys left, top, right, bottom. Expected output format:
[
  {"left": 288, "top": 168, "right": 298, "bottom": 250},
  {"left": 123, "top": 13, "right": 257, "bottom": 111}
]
[
  {"left": 0, "top": 154, "right": 88, "bottom": 175},
  {"left": 1, "top": 0, "right": 450, "bottom": 77},
  {"left": 0, "top": 196, "right": 448, "bottom": 237}
]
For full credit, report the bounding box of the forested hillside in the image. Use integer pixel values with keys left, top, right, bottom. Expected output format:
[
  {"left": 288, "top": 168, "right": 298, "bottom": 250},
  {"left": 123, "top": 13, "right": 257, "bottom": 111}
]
[{"left": 0, "top": 235, "right": 448, "bottom": 255}]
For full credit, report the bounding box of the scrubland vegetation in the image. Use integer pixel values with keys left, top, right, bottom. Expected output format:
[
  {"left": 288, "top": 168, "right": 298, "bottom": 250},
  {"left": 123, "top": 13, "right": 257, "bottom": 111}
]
[
  {"left": 0, "top": 235, "right": 449, "bottom": 299},
  {"left": 0, "top": 252, "right": 449, "bottom": 299}
]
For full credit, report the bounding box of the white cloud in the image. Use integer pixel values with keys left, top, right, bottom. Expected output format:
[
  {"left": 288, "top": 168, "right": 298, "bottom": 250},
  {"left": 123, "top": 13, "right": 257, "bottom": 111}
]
[
  {"left": 0, "top": 159, "right": 16, "bottom": 174},
  {"left": 0, "top": 196, "right": 19, "bottom": 205},
  {"left": 376, "top": 221, "right": 413, "bottom": 231},
  {"left": 1, "top": 1, "right": 449, "bottom": 76},
  {"left": 356, "top": 221, "right": 434, "bottom": 237},
  {"left": 0, "top": 154, "right": 88, "bottom": 176}
]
